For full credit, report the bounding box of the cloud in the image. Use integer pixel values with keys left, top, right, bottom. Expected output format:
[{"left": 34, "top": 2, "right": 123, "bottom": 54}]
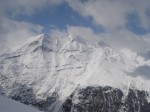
[
  {"left": 67, "top": 26, "right": 100, "bottom": 42},
  {"left": 49, "top": 29, "right": 68, "bottom": 38},
  {"left": 99, "top": 29, "right": 150, "bottom": 52},
  {"left": 49, "top": 26, "right": 150, "bottom": 52},
  {"left": 143, "top": 34, "right": 150, "bottom": 43},
  {"left": 0, "top": 18, "right": 44, "bottom": 54},
  {"left": 64, "top": 0, "right": 150, "bottom": 52},
  {"left": 0, "top": 0, "right": 64, "bottom": 54},
  {"left": 0, "top": 0, "right": 63, "bottom": 16},
  {"left": 67, "top": 0, "right": 150, "bottom": 30},
  {"left": 129, "top": 65, "right": 150, "bottom": 80},
  {"left": 0, "top": 0, "right": 150, "bottom": 54},
  {"left": 49, "top": 26, "right": 100, "bottom": 42}
]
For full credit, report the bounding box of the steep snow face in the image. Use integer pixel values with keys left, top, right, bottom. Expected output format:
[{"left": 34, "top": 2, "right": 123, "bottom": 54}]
[{"left": 0, "top": 34, "right": 150, "bottom": 110}]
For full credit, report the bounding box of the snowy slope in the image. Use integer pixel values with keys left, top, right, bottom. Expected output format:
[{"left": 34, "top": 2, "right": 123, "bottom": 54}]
[
  {"left": 0, "top": 34, "right": 150, "bottom": 111},
  {"left": 0, "top": 95, "right": 42, "bottom": 112}
]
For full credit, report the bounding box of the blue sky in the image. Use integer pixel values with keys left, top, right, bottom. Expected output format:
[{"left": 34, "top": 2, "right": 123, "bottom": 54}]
[
  {"left": 126, "top": 13, "right": 148, "bottom": 35},
  {"left": 8, "top": 1, "right": 149, "bottom": 35},
  {"left": 11, "top": 2, "right": 105, "bottom": 34},
  {"left": 0, "top": 0, "right": 150, "bottom": 53}
]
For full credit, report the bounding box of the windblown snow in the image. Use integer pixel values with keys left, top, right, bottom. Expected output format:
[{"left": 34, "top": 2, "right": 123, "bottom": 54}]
[{"left": 0, "top": 34, "right": 150, "bottom": 109}]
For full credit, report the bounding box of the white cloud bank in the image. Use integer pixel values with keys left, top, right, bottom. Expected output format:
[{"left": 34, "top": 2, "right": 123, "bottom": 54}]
[
  {"left": 50, "top": 26, "right": 150, "bottom": 52},
  {"left": 0, "top": 0, "right": 150, "bottom": 54},
  {"left": 0, "top": 0, "right": 63, "bottom": 54},
  {"left": 0, "top": 18, "right": 44, "bottom": 53},
  {"left": 62, "top": 0, "right": 150, "bottom": 52},
  {"left": 0, "top": 0, "right": 63, "bottom": 16},
  {"left": 67, "top": 0, "right": 150, "bottom": 30}
]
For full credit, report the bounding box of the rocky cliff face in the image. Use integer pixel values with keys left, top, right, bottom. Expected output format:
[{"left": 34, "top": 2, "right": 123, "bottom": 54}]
[
  {"left": 0, "top": 34, "right": 150, "bottom": 112},
  {"left": 60, "top": 86, "right": 150, "bottom": 112},
  {"left": 3, "top": 85, "right": 150, "bottom": 112}
]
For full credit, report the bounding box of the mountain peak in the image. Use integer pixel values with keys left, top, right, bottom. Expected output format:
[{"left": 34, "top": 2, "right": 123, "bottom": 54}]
[
  {"left": 31, "top": 33, "right": 49, "bottom": 42},
  {"left": 37, "top": 33, "right": 48, "bottom": 37},
  {"left": 96, "top": 41, "right": 110, "bottom": 48},
  {"left": 1, "top": 33, "right": 150, "bottom": 112},
  {"left": 67, "top": 34, "right": 74, "bottom": 40}
]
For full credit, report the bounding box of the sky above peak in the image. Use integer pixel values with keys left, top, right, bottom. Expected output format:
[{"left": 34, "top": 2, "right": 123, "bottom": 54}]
[{"left": 0, "top": 0, "right": 150, "bottom": 53}]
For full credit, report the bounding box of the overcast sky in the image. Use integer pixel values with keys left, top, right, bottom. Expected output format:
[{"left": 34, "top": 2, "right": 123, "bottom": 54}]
[{"left": 0, "top": 0, "right": 150, "bottom": 53}]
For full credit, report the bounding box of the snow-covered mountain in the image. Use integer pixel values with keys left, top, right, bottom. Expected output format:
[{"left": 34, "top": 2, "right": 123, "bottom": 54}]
[{"left": 0, "top": 34, "right": 150, "bottom": 112}]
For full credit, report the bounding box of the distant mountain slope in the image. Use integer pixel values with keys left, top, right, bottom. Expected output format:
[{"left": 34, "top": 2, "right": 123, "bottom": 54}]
[{"left": 0, "top": 34, "right": 150, "bottom": 112}]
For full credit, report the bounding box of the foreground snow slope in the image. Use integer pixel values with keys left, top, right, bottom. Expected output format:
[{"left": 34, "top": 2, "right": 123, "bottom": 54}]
[
  {"left": 0, "top": 95, "right": 41, "bottom": 112},
  {"left": 0, "top": 34, "right": 150, "bottom": 111}
]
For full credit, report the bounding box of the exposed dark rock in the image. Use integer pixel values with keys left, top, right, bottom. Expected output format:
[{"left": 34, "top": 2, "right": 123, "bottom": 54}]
[
  {"left": 0, "top": 85, "right": 150, "bottom": 112},
  {"left": 60, "top": 86, "right": 150, "bottom": 112},
  {"left": 8, "top": 84, "right": 59, "bottom": 111}
]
